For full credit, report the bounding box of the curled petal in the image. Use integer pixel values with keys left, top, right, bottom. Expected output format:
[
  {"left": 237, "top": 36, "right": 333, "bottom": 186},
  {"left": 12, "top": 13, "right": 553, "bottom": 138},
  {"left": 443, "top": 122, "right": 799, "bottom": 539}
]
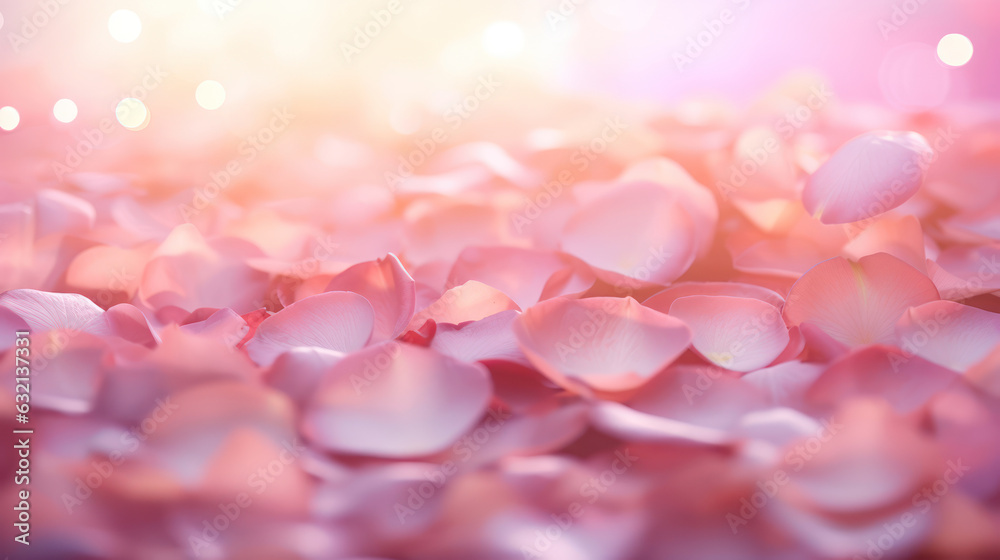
[{"left": 35, "top": 189, "right": 96, "bottom": 238}]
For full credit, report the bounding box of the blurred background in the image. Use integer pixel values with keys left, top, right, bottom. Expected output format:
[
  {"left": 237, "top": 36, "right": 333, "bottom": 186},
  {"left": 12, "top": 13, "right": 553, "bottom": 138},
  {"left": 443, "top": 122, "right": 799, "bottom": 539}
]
[{"left": 0, "top": 0, "right": 994, "bottom": 191}]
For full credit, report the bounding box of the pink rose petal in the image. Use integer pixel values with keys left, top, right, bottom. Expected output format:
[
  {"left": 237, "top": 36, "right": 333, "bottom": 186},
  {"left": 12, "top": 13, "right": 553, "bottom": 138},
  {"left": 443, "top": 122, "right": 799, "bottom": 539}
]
[
  {"left": 784, "top": 253, "right": 940, "bottom": 346},
  {"left": 803, "top": 131, "right": 933, "bottom": 224},
  {"left": 514, "top": 296, "right": 691, "bottom": 394},
  {"left": 304, "top": 342, "right": 492, "bottom": 457},
  {"left": 244, "top": 291, "right": 375, "bottom": 366}
]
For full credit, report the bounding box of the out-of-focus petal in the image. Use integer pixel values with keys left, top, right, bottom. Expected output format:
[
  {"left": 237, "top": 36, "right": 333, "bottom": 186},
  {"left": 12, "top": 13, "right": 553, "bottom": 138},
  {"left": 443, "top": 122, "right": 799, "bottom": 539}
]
[
  {"left": 448, "top": 246, "right": 594, "bottom": 309},
  {"left": 589, "top": 401, "right": 732, "bottom": 448},
  {"left": 895, "top": 300, "right": 1000, "bottom": 372},
  {"left": 618, "top": 157, "right": 718, "bottom": 256},
  {"left": 34, "top": 189, "right": 96, "bottom": 238},
  {"left": 806, "top": 345, "right": 957, "bottom": 414},
  {"left": 263, "top": 347, "right": 343, "bottom": 405},
  {"left": 139, "top": 224, "right": 270, "bottom": 314},
  {"left": 842, "top": 214, "right": 927, "bottom": 272},
  {"left": 0, "top": 288, "right": 105, "bottom": 332},
  {"left": 103, "top": 303, "right": 160, "bottom": 347},
  {"left": 561, "top": 182, "right": 697, "bottom": 285},
  {"left": 927, "top": 244, "right": 1000, "bottom": 300},
  {"left": 178, "top": 308, "right": 248, "bottom": 348},
  {"left": 742, "top": 361, "right": 825, "bottom": 409}
]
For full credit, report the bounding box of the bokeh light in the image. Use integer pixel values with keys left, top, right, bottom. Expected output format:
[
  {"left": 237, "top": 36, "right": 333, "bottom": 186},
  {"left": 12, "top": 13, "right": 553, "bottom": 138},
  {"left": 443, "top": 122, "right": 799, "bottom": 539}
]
[
  {"left": 482, "top": 21, "right": 525, "bottom": 59},
  {"left": 108, "top": 9, "right": 142, "bottom": 43},
  {"left": 937, "top": 33, "right": 974, "bottom": 66},
  {"left": 0, "top": 106, "right": 18, "bottom": 131},
  {"left": 53, "top": 99, "right": 78, "bottom": 123},
  {"left": 115, "top": 97, "right": 149, "bottom": 130},
  {"left": 195, "top": 80, "right": 227, "bottom": 110}
]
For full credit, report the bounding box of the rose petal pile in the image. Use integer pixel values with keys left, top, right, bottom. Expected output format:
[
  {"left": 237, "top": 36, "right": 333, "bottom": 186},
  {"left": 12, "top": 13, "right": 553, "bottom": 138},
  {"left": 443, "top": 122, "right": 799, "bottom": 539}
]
[{"left": 3, "top": 92, "right": 1000, "bottom": 560}]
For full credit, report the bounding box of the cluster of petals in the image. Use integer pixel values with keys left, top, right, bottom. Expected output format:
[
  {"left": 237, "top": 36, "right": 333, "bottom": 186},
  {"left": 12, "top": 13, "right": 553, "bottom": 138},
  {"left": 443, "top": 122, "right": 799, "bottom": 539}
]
[{"left": 3, "top": 85, "right": 1000, "bottom": 560}]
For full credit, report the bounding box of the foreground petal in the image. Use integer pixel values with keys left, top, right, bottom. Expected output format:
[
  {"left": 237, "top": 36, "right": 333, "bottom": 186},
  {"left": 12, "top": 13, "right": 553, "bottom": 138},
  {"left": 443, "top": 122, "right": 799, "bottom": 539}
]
[
  {"left": 806, "top": 345, "right": 958, "bottom": 414},
  {"left": 244, "top": 291, "right": 374, "bottom": 366},
  {"left": 303, "top": 342, "right": 492, "bottom": 457},
  {"left": 514, "top": 296, "right": 691, "bottom": 393},
  {"left": 668, "top": 295, "right": 789, "bottom": 372},
  {"left": 783, "top": 253, "right": 940, "bottom": 346},
  {"left": 0, "top": 289, "right": 105, "bottom": 333},
  {"left": 895, "top": 300, "right": 1000, "bottom": 372}
]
